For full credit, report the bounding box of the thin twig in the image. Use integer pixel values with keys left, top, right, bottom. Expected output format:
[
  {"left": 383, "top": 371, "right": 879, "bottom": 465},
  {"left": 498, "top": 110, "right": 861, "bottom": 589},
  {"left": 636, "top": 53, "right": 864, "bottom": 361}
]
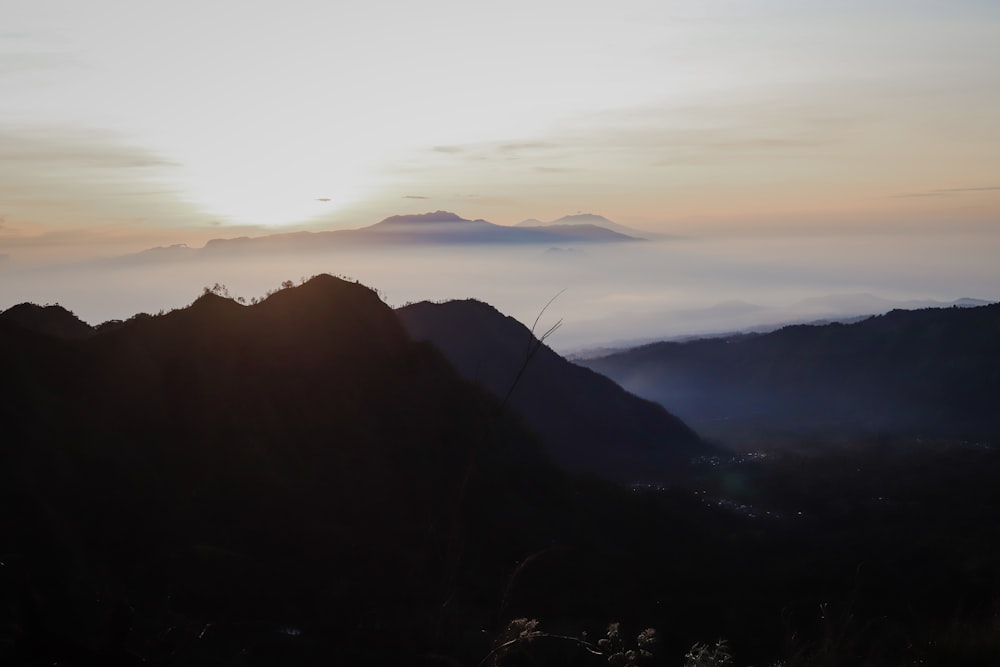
[
  {"left": 499, "top": 289, "right": 565, "bottom": 412},
  {"left": 477, "top": 632, "right": 603, "bottom": 667}
]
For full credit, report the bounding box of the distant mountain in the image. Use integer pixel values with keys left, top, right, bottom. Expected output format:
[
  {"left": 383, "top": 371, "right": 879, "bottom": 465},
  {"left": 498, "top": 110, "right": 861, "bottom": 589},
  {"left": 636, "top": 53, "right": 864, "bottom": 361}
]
[
  {"left": 581, "top": 303, "right": 1000, "bottom": 446},
  {"left": 397, "top": 299, "right": 708, "bottom": 481},
  {"left": 785, "top": 293, "right": 993, "bottom": 318},
  {"left": 565, "top": 293, "right": 996, "bottom": 353},
  {"left": 0, "top": 302, "right": 95, "bottom": 339},
  {"left": 121, "top": 211, "right": 641, "bottom": 263},
  {"left": 517, "top": 213, "right": 655, "bottom": 239}
]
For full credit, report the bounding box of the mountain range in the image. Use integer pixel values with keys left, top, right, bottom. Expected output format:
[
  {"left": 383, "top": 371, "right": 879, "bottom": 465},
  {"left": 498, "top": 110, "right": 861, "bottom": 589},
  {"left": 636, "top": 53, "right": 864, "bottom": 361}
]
[
  {"left": 0, "top": 288, "right": 705, "bottom": 483},
  {"left": 124, "top": 211, "right": 642, "bottom": 263},
  {"left": 580, "top": 303, "right": 1000, "bottom": 445}
]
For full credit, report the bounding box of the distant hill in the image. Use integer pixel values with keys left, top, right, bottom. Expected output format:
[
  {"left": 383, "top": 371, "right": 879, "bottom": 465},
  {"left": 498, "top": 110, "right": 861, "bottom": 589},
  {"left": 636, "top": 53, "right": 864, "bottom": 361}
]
[
  {"left": 784, "top": 293, "right": 993, "bottom": 319},
  {"left": 397, "top": 299, "right": 707, "bottom": 481},
  {"left": 566, "top": 293, "right": 996, "bottom": 353},
  {"left": 581, "top": 303, "right": 1000, "bottom": 446}
]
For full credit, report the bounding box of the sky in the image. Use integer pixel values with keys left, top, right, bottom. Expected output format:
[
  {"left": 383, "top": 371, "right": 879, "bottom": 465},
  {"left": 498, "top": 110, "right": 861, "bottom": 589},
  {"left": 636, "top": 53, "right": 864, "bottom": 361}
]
[{"left": 2, "top": 0, "right": 999, "bottom": 346}]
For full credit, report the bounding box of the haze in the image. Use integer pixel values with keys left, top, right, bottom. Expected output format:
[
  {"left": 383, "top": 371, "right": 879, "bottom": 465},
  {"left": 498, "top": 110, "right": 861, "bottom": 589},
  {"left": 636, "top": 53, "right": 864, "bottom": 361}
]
[
  {"left": 2, "top": 0, "right": 998, "bottom": 348},
  {"left": 1, "top": 228, "right": 995, "bottom": 353}
]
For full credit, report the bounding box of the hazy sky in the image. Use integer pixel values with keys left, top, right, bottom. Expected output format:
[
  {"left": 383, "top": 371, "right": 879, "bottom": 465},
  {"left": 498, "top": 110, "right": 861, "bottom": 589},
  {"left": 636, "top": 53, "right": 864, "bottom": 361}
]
[
  {"left": 3, "top": 0, "right": 998, "bottom": 247},
  {"left": 2, "top": 1, "right": 999, "bottom": 345}
]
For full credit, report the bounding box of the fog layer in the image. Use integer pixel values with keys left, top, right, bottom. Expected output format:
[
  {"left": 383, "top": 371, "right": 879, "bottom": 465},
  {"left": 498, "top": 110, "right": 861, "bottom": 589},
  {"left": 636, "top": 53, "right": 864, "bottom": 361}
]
[{"left": 1, "top": 231, "right": 996, "bottom": 352}]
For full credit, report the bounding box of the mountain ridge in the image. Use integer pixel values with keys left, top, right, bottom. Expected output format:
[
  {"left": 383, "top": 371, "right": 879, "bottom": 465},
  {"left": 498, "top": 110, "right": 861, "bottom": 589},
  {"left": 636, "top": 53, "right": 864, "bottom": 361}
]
[
  {"left": 397, "top": 298, "right": 708, "bottom": 481},
  {"left": 580, "top": 302, "right": 1000, "bottom": 445}
]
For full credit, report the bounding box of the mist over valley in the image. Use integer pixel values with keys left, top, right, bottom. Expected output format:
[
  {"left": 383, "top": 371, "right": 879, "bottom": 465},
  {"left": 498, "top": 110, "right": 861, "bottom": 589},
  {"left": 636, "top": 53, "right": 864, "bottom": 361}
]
[{"left": 2, "top": 212, "right": 995, "bottom": 354}]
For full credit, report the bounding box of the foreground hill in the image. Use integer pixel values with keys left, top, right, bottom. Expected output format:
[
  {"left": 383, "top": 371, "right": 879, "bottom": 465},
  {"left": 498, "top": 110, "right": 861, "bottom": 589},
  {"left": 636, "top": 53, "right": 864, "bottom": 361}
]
[
  {"left": 3, "top": 278, "right": 1000, "bottom": 665},
  {"left": 581, "top": 303, "right": 1000, "bottom": 445},
  {"left": 0, "top": 275, "right": 725, "bottom": 665},
  {"left": 397, "top": 299, "right": 707, "bottom": 481}
]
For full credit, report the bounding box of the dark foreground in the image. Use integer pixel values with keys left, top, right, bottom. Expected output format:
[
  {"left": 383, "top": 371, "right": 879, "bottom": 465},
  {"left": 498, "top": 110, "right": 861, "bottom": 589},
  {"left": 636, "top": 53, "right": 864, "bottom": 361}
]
[{"left": 2, "top": 277, "right": 999, "bottom": 665}]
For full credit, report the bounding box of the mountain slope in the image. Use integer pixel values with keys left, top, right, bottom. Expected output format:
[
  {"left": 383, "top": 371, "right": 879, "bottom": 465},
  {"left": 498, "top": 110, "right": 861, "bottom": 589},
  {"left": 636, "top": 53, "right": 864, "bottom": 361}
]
[
  {"left": 581, "top": 303, "right": 1000, "bottom": 445},
  {"left": 397, "top": 299, "right": 707, "bottom": 481},
  {"left": 0, "top": 276, "right": 553, "bottom": 661},
  {"left": 0, "top": 275, "right": 728, "bottom": 664}
]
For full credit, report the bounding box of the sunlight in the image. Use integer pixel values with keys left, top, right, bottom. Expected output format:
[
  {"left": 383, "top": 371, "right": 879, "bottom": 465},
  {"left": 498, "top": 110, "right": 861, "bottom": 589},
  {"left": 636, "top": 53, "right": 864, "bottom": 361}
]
[{"left": 176, "top": 158, "right": 373, "bottom": 227}]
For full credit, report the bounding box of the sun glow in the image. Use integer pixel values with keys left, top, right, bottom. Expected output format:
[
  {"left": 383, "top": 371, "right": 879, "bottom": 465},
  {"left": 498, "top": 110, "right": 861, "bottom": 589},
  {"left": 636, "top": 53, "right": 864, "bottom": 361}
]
[{"left": 173, "top": 153, "right": 378, "bottom": 227}]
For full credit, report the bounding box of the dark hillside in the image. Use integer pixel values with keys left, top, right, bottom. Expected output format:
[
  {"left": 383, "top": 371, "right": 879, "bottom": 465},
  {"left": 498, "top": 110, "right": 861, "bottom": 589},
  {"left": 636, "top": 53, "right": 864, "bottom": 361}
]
[
  {"left": 398, "top": 299, "right": 707, "bottom": 482},
  {"left": 4, "top": 279, "right": 1000, "bottom": 665},
  {"left": 582, "top": 303, "right": 1000, "bottom": 445},
  {"left": 0, "top": 275, "right": 721, "bottom": 665}
]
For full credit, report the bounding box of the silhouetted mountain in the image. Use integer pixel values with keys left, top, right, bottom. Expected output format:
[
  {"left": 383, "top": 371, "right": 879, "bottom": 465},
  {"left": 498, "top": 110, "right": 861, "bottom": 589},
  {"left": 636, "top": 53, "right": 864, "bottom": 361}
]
[
  {"left": 0, "top": 302, "right": 95, "bottom": 339},
  {"left": 581, "top": 303, "right": 1000, "bottom": 445},
  {"left": 0, "top": 275, "right": 720, "bottom": 664},
  {"left": 397, "top": 299, "right": 708, "bottom": 481}
]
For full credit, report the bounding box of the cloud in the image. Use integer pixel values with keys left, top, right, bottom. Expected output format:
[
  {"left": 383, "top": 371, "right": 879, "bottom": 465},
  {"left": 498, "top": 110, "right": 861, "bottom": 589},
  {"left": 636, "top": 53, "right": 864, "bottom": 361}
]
[
  {"left": 0, "top": 128, "right": 178, "bottom": 169},
  {"left": 498, "top": 142, "right": 557, "bottom": 153},
  {"left": 0, "top": 29, "right": 78, "bottom": 78},
  {"left": 893, "top": 186, "right": 1000, "bottom": 199},
  {"left": 410, "top": 94, "right": 861, "bottom": 177},
  {"left": 533, "top": 166, "right": 578, "bottom": 173},
  {"left": 402, "top": 195, "right": 428, "bottom": 199},
  {"left": 0, "top": 125, "right": 201, "bottom": 235},
  {"left": 409, "top": 138, "right": 569, "bottom": 171},
  {"left": 0, "top": 228, "right": 138, "bottom": 248},
  {"left": 0, "top": 52, "right": 75, "bottom": 76}
]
